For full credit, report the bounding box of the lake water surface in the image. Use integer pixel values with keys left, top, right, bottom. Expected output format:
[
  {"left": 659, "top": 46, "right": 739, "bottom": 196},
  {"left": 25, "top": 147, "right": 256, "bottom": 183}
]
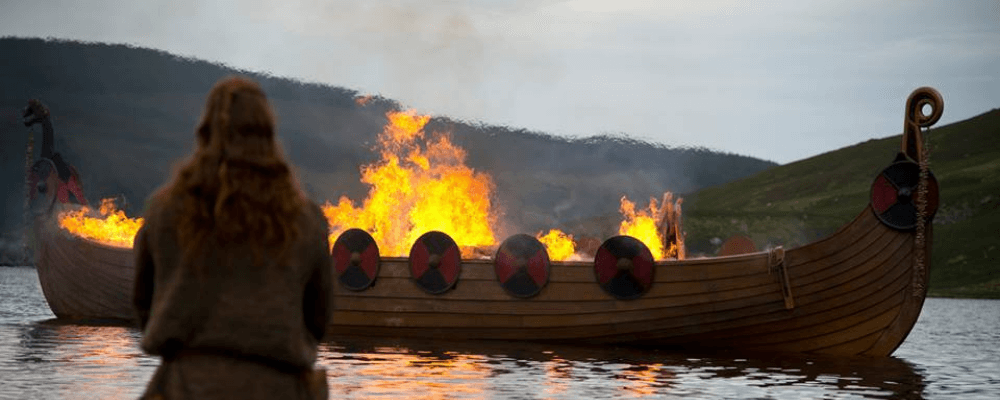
[{"left": 1, "top": 266, "right": 998, "bottom": 399}]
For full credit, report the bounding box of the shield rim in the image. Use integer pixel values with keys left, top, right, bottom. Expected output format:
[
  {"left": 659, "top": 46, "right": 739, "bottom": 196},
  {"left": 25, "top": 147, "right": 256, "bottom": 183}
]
[
  {"left": 493, "top": 233, "right": 551, "bottom": 299},
  {"left": 331, "top": 228, "right": 381, "bottom": 291},
  {"left": 593, "top": 235, "right": 656, "bottom": 300},
  {"left": 408, "top": 230, "right": 462, "bottom": 294},
  {"left": 869, "top": 160, "right": 939, "bottom": 231}
]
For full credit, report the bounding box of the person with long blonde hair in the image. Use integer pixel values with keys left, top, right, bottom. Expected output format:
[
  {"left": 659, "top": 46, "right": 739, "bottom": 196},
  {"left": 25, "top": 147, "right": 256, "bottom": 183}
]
[{"left": 133, "top": 76, "right": 331, "bottom": 399}]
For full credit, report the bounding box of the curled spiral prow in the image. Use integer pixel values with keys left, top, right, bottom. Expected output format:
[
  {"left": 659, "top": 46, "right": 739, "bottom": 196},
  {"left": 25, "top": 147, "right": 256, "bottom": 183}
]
[
  {"left": 906, "top": 87, "right": 944, "bottom": 128},
  {"left": 901, "top": 87, "right": 943, "bottom": 162}
]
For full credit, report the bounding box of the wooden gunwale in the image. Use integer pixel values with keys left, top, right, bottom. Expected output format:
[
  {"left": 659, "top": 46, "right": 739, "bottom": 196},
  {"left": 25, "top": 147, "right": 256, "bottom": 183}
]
[
  {"left": 333, "top": 212, "right": 907, "bottom": 319},
  {"left": 332, "top": 250, "right": 909, "bottom": 333},
  {"left": 337, "top": 208, "right": 894, "bottom": 307}
]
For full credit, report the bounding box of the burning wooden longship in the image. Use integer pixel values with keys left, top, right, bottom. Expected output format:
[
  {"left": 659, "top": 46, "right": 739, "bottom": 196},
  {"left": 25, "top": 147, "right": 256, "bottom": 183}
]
[{"left": 29, "top": 88, "right": 943, "bottom": 357}]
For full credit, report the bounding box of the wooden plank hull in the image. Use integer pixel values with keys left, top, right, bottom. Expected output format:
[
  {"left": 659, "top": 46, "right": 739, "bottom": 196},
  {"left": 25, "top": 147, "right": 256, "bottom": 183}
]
[
  {"left": 31, "top": 203, "right": 930, "bottom": 357},
  {"left": 329, "top": 206, "right": 930, "bottom": 357},
  {"left": 33, "top": 211, "right": 136, "bottom": 321}
]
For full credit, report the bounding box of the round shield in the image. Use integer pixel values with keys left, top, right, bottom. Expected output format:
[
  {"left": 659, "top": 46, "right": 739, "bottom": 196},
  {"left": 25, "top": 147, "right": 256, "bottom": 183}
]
[
  {"left": 870, "top": 161, "right": 939, "bottom": 231},
  {"left": 331, "top": 228, "right": 380, "bottom": 291},
  {"left": 28, "top": 159, "right": 58, "bottom": 217},
  {"left": 409, "top": 231, "right": 461, "bottom": 294},
  {"left": 594, "top": 235, "right": 655, "bottom": 300},
  {"left": 494, "top": 234, "right": 551, "bottom": 298},
  {"left": 718, "top": 235, "right": 757, "bottom": 256}
]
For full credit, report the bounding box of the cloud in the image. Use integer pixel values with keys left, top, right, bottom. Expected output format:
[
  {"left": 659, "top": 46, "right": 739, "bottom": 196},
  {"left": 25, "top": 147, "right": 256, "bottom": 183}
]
[{"left": 1, "top": 0, "right": 998, "bottom": 163}]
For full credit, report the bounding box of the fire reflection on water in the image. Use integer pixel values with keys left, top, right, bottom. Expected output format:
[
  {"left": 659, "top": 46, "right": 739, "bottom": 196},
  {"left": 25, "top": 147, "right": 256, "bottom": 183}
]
[
  {"left": 542, "top": 355, "right": 572, "bottom": 398},
  {"left": 0, "top": 267, "right": 969, "bottom": 400},
  {"left": 309, "top": 335, "right": 930, "bottom": 399},
  {"left": 7, "top": 319, "right": 153, "bottom": 399},
  {"left": 319, "top": 344, "right": 493, "bottom": 399},
  {"left": 315, "top": 339, "right": 687, "bottom": 399},
  {"left": 1, "top": 321, "right": 928, "bottom": 400},
  {"left": 616, "top": 363, "right": 670, "bottom": 396}
]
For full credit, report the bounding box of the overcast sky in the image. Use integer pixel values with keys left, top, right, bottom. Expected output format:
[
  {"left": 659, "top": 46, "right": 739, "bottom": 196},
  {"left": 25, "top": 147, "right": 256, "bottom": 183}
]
[{"left": 3, "top": 0, "right": 998, "bottom": 163}]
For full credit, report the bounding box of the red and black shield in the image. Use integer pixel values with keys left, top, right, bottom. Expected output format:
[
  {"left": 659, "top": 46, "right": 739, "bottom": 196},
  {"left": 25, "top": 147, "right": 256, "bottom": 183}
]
[
  {"left": 494, "top": 234, "right": 550, "bottom": 298},
  {"left": 409, "top": 231, "right": 461, "bottom": 294},
  {"left": 718, "top": 235, "right": 757, "bottom": 256},
  {"left": 594, "top": 235, "right": 655, "bottom": 300},
  {"left": 331, "top": 228, "right": 380, "bottom": 291},
  {"left": 870, "top": 160, "right": 938, "bottom": 231}
]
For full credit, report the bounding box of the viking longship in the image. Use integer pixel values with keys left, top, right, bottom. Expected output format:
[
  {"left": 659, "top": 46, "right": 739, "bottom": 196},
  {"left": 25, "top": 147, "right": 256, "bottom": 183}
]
[{"left": 29, "top": 88, "right": 943, "bottom": 357}]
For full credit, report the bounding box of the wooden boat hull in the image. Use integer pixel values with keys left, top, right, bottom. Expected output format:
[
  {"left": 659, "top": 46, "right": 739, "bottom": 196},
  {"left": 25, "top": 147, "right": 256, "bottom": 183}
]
[
  {"left": 32, "top": 210, "right": 136, "bottom": 321},
  {"left": 29, "top": 87, "right": 942, "bottom": 357},
  {"left": 31, "top": 203, "right": 930, "bottom": 357},
  {"left": 328, "top": 206, "right": 930, "bottom": 357}
]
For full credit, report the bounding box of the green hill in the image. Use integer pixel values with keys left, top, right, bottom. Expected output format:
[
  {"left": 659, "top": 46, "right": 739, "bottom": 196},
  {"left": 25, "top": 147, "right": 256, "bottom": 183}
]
[{"left": 685, "top": 109, "right": 1000, "bottom": 298}]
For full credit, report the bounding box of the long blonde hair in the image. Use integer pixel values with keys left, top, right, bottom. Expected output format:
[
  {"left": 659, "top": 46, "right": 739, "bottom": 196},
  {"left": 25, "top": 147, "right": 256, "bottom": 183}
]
[{"left": 164, "top": 76, "right": 306, "bottom": 263}]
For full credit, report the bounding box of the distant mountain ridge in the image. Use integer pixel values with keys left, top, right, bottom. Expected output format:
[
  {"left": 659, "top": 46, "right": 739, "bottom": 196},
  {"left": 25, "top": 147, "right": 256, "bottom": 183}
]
[{"left": 0, "top": 37, "right": 776, "bottom": 262}]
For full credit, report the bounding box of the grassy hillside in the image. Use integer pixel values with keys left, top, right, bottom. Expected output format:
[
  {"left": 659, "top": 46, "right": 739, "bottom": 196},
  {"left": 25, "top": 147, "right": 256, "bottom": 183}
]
[{"left": 685, "top": 109, "right": 1000, "bottom": 298}]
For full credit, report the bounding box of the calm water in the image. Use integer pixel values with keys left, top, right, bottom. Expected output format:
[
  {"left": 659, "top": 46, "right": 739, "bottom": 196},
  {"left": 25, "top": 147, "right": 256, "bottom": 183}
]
[{"left": 1, "top": 266, "right": 998, "bottom": 399}]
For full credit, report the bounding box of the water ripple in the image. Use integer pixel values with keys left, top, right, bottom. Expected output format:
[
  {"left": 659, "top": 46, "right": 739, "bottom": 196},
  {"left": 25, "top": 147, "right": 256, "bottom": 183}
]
[{"left": 2, "top": 267, "right": 998, "bottom": 399}]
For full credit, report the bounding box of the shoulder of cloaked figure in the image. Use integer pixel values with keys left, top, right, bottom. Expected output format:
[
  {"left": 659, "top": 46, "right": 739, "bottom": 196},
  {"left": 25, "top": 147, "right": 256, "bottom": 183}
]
[{"left": 141, "top": 190, "right": 177, "bottom": 228}]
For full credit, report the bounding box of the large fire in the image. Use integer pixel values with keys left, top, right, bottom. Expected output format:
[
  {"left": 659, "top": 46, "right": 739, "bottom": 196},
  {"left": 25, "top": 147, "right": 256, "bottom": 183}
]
[
  {"left": 536, "top": 229, "right": 576, "bottom": 261},
  {"left": 619, "top": 196, "right": 666, "bottom": 260},
  {"left": 56, "top": 110, "right": 682, "bottom": 262},
  {"left": 58, "top": 198, "right": 144, "bottom": 248},
  {"left": 322, "top": 110, "right": 497, "bottom": 258}
]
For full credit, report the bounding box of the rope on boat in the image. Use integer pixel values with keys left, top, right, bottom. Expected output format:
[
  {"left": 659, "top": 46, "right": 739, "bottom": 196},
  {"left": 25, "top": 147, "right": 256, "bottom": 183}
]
[
  {"left": 913, "top": 126, "right": 929, "bottom": 298},
  {"left": 23, "top": 126, "right": 34, "bottom": 264},
  {"left": 768, "top": 246, "right": 794, "bottom": 309},
  {"left": 903, "top": 86, "right": 941, "bottom": 299}
]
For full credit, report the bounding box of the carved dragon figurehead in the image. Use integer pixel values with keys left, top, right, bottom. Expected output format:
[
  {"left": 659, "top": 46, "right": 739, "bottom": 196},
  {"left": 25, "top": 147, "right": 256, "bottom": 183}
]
[{"left": 24, "top": 99, "right": 88, "bottom": 216}]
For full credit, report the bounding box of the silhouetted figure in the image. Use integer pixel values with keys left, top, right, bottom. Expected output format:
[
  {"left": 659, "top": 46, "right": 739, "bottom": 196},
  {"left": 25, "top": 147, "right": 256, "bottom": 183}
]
[
  {"left": 133, "top": 76, "right": 331, "bottom": 399},
  {"left": 22, "top": 99, "right": 87, "bottom": 205}
]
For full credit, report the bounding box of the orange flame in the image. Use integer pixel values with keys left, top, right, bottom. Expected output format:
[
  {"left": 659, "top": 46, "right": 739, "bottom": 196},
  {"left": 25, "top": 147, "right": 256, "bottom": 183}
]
[
  {"left": 618, "top": 196, "right": 665, "bottom": 259},
  {"left": 537, "top": 229, "right": 576, "bottom": 261},
  {"left": 58, "top": 198, "right": 144, "bottom": 248},
  {"left": 323, "top": 110, "right": 497, "bottom": 257}
]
